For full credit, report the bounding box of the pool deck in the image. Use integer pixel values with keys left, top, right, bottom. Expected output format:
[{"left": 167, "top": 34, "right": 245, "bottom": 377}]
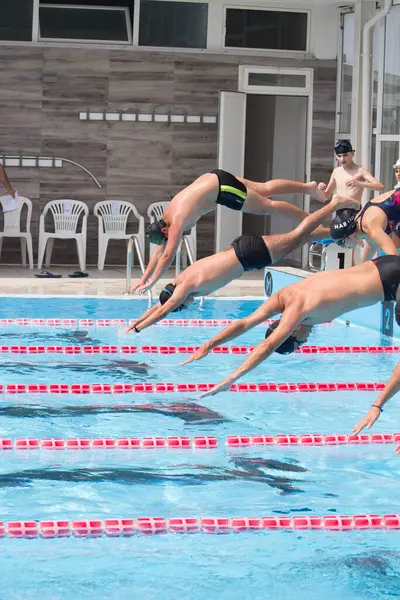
[{"left": 0, "top": 265, "right": 308, "bottom": 297}]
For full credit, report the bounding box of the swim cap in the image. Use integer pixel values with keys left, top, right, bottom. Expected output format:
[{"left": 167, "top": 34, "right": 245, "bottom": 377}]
[
  {"left": 145, "top": 219, "right": 167, "bottom": 245},
  {"left": 334, "top": 139, "right": 353, "bottom": 154},
  {"left": 393, "top": 159, "right": 400, "bottom": 169},
  {"left": 330, "top": 209, "right": 357, "bottom": 245},
  {"left": 264, "top": 320, "right": 302, "bottom": 355},
  {"left": 395, "top": 301, "right": 400, "bottom": 326},
  {"left": 159, "top": 283, "right": 186, "bottom": 312}
]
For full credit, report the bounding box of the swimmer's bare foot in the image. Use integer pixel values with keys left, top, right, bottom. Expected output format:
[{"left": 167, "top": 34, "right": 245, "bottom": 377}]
[{"left": 308, "top": 181, "right": 327, "bottom": 203}]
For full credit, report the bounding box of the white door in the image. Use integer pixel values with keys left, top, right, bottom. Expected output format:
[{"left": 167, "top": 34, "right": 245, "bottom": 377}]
[{"left": 215, "top": 91, "right": 246, "bottom": 252}]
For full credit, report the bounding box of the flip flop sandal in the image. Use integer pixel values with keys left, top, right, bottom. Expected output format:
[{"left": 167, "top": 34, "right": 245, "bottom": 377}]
[
  {"left": 34, "top": 270, "right": 63, "bottom": 278},
  {"left": 68, "top": 271, "right": 89, "bottom": 278}
]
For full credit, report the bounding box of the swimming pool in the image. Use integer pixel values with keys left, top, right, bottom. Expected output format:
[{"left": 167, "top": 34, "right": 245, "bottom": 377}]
[{"left": 1, "top": 296, "right": 400, "bottom": 600}]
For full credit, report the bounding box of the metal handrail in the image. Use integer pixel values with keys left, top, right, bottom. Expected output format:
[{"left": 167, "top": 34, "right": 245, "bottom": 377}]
[
  {"left": 308, "top": 242, "right": 328, "bottom": 272},
  {"left": 125, "top": 235, "right": 152, "bottom": 304}
]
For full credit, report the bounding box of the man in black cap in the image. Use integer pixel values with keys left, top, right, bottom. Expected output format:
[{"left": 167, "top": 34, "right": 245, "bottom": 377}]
[{"left": 317, "top": 139, "right": 384, "bottom": 212}]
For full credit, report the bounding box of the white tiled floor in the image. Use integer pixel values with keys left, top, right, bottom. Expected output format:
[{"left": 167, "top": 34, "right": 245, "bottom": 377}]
[{"left": 0, "top": 265, "right": 308, "bottom": 297}]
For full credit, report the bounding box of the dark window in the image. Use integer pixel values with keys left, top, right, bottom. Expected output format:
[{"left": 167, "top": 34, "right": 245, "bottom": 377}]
[
  {"left": 139, "top": 1, "right": 207, "bottom": 49},
  {"left": 225, "top": 9, "right": 307, "bottom": 51},
  {"left": 0, "top": 0, "right": 33, "bottom": 41},
  {"left": 39, "top": 5, "right": 131, "bottom": 42}
]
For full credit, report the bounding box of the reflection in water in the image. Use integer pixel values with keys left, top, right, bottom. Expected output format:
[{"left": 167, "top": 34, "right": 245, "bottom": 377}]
[
  {"left": 0, "top": 458, "right": 307, "bottom": 494},
  {"left": 0, "top": 359, "right": 150, "bottom": 377},
  {"left": 0, "top": 330, "right": 103, "bottom": 345},
  {"left": 0, "top": 401, "right": 228, "bottom": 424}
]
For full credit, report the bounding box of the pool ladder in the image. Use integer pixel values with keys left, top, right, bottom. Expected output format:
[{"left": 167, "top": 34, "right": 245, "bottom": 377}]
[{"left": 125, "top": 234, "right": 204, "bottom": 307}]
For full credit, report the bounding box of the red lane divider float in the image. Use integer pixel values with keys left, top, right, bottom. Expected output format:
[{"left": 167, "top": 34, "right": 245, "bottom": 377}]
[
  {"left": 3, "top": 514, "right": 400, "bottom": 537},
  {"left": 0, "top": 345, "right": 398, "bottom": 355},
  {"left": 0, "top": 382, "right": 387, "bottom": 394},
  {"left": 0, "top": 318, "right": 333, "bottom": 328},
  {"left": 0, "top": 433, "right": 398, "bottom": 451}
]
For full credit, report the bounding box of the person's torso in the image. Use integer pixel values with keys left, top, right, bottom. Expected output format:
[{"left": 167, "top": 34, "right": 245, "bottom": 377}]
[
  {"left": 335, "top": 165, "right": 364, "bottom": 201},
  {"left": 281, "top": 262, "right": 384, "bottom": 325},
  {"left": 177, "top": 248, "right": 243, "bottom": 296},
  {"left": 165, "top": 173, "right": 219, "bottom": 230}
]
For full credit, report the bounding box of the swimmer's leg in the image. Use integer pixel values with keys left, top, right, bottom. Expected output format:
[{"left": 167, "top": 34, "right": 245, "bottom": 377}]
[
  {"left": 266, "top": 200, "right": 343, "bottom": 263},
  {"left": 243, "top": 190, "right": 309, "bottom": 223},
  {"left": 240, "top": 177, "right": 325, "bottom": 202}
]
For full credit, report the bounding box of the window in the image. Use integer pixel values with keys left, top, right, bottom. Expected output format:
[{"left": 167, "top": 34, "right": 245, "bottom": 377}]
[
  {"left": 0, "top": 0, "right": 33, "bottom": 41},
  {"left": 139, "top": 1, "right": 207, "bottom": 49},
  {"left": 39, "top": 3, "right": 132, "bottom": 43},
  {"left": 338, "top": 11, "right": 354, "bottom": 134},
  {"left": 382, "top": 5, "right": 400, "bottom": 134},
  {"left": 224, "top": 8, "right": 307, "bottom": 51}
]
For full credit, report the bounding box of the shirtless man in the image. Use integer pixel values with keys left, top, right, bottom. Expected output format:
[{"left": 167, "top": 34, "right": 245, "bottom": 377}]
[
  {"left": 180, "top": 255, "right": 400, "bottom": 397},
  {"left": 317, "top": 140, "right": 384, "bottom": 211},
  {"left": 133, "top": 169, "right": 326, "bottom": 294},
  {"left": 126, "top": 195, "right": 356, "bottom": 332}
]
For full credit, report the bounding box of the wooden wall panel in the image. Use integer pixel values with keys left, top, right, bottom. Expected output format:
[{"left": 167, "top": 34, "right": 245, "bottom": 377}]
[{"left": 0, "top": 45, "right": 337, "bottom": 266}]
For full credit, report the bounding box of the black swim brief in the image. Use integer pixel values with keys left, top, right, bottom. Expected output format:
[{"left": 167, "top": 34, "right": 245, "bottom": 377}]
[
  {"left": 372, "top": 255, "right": 400, "bottom": 301},
  {"left": 210, "top": 169, "right": 247, "bottom": 211},
  {"left": 231, "top": 235, "right": 272, "bottom": 271}
]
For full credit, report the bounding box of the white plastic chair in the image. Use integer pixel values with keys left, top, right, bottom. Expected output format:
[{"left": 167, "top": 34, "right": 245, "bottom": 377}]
[
  {"left": 38, "top": 199, "right": 88, "bottom": 271},
  {"left": 147, "top": 201, "right": 197, "bottom": 274},
  {"left": 0, "top": 195, "right": 33, "bottom": 269},
  {"left": 94, "top": 200, "right": 145, "bottom": 270}
]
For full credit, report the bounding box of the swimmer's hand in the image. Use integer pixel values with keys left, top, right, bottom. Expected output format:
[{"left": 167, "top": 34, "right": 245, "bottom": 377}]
[
  {"left": 136, "top": 283, "right": 153, "bottom": 295},
  {"left": 317, "top": 182, "right": 327, "bottom": 192},
  {"left": 123, "top": 321, "right": 139, "bottom": 334},
  {"left": 352, "top": 405, "right": 382, "bottom": 434},
  {"left": 395, "top": 445, "right": 400, "bottom": 455},
  {"left": 200, "top": 379, "right": 232, "bottom": 398},
  {"left": 180, "top": 343, "right": 211, "bottom": 366},
  {"left": 130, "top": 279, "right": 147, "bottom": 294}
]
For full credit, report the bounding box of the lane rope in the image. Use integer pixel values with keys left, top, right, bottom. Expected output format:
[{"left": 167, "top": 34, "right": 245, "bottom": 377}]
[
  {"left": 0, "top": 318, "right": 333, "bottom": 328},
  {"left": 2, "top": 514, "right": 400, "bottom": 537},
  {"left": 0, "top": 433, "right": 398, "bottom": 450},
  {"left": 0, "top": 382, "right": 387, "bottom": 393},
  {"left": 0, "top": 345, "right": 398, "bottom": 355}
]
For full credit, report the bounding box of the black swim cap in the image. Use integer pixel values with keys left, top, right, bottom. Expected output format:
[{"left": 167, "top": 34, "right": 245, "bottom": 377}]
[
  {"left": 264, "top": 320, "right": 302, "bottom": 355},
  {"left": 159, "top": 283, "right": 186, "bottom": 312},
  {"left": 395, "top": 301, "right": 400, "bottom": 326},
  {"left": 334, "top": 139, "right": 353, "bottom": 154},
  {"left": 330, "top": 209, "right": 357, "bottom": 245},
  {"left": 145, "top": 219, "right": 167, "bottom": 245}
]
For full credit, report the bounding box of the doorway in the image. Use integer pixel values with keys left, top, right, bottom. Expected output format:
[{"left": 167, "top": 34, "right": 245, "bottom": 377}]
[{"left": 243, "top": 94, "right": 308, "bottom": 265}]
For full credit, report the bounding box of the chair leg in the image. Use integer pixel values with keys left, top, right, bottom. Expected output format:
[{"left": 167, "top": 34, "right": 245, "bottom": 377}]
[
  {"left": 77, "top": 237, "right": 86, "bottom": 272},
  {"left": 97, "top": 237, "right": 109, "bottom": 271},
  {"left": 20, "top": 238, "right": 27, "bottom": 267},
  {"left": 37, "top": 235, "right": 47, "bottom": 270},
  {"left": 45, "top": 238, "right": 54, "bottom": 267},
  {"left": 26, "top": 235, "right": 34, "bottom": 270}
]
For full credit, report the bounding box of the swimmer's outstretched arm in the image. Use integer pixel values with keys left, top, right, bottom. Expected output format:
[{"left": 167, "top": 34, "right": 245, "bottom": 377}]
[
  {"left": 129, "top": 284, "right": 192, "bottom": 332},
  {"left": 353, "top": 361, "right": 400, "bottom": 444},
  {"left": 137, "top": 224, "right": 184, "bottom": 294},
  {"left": 181, "top": 295, "right": 283, "bottom": 367},
  {"left": 131, "top": 244, "right": 165, "bottom": 294},
  {"left": 200, "top": 308, "right": 303, "bottom": 398},
  {"left": 125, "top": 303, "right": 160, "bottom": 333}
]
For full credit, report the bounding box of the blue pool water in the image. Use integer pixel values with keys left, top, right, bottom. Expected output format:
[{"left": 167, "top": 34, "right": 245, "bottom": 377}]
[{"left": 1, "top": 297, "right": 400, "bottom": 600}]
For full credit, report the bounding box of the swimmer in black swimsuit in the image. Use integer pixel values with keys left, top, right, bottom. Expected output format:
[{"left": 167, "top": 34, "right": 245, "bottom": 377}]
[
  {"left": 182, "top": 255, "right": 400, "bottom": 397},
  {"left": 126, "top": 195, "right": 355, "bottom": 332},
  {"left": 133, "top": 169, "right": 327, "bottom": 295},
  {"left": 330, "top": 162, "right": 400, "bottom": 261}
]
